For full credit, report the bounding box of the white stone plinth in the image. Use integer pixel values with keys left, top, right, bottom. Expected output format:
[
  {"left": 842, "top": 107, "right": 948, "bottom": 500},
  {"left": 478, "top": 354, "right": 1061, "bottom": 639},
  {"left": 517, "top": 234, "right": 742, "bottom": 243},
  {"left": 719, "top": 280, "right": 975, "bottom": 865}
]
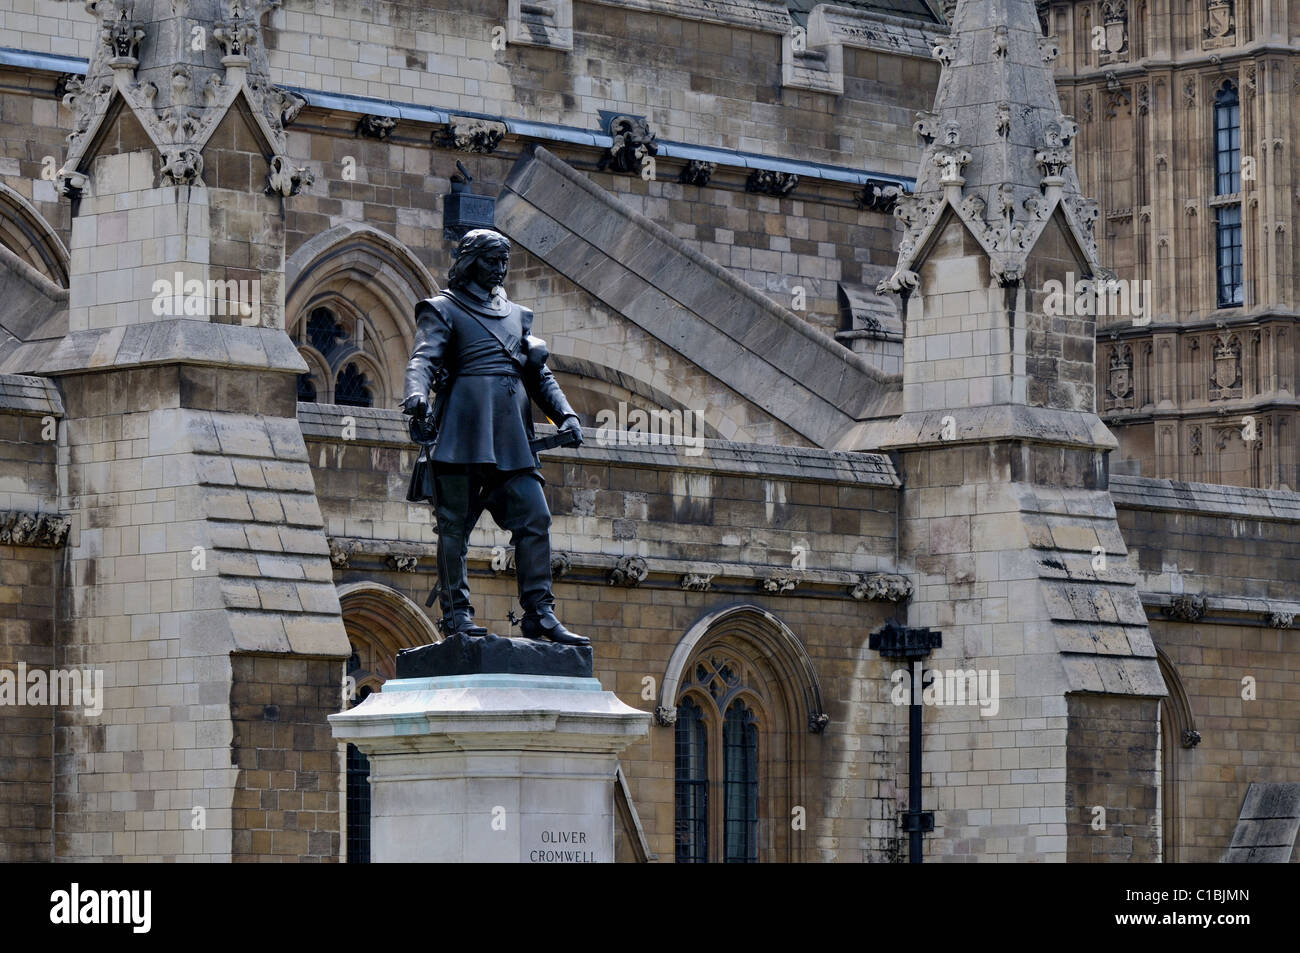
[{"left": 328, "top": 673, "right": 651, "bottom": 863}]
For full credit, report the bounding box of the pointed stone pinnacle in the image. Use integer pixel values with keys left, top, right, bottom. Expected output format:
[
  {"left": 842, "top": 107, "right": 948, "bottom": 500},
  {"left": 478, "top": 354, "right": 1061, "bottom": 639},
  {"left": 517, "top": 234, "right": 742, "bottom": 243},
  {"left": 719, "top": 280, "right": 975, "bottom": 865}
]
[{"left": 884, "top": 0, "right": 1101, "bottom": 287}]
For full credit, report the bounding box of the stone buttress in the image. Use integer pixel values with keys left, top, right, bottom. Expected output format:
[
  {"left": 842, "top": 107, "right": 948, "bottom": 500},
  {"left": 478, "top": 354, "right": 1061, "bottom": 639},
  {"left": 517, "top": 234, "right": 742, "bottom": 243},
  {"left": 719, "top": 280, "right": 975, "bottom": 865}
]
[
  {"left": 876, "top": 0, "right": 1166, "bottom": 861},
  {"left": 2, "top": 0, "right": 348, "bottom": 861}
]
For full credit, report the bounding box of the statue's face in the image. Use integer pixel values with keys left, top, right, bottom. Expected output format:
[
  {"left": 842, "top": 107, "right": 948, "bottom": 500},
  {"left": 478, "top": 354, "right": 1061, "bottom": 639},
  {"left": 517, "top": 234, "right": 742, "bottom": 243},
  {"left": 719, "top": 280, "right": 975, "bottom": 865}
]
[{"left": 467, "top": 246, "right": 509, "bottom": 290}]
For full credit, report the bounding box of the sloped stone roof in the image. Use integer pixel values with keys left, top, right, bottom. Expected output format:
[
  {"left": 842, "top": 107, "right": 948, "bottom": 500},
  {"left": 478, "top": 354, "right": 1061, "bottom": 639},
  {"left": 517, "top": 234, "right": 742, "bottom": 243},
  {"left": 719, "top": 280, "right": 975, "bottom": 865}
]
[
  {"left": 0, "top": 243, "right": 67, "bottom": 373},
  {"left": 787, "top": 0, "right": 942, "bottom": 25},
  {"left": 496, "top": 146, "right": 902, "bottom": 451}
]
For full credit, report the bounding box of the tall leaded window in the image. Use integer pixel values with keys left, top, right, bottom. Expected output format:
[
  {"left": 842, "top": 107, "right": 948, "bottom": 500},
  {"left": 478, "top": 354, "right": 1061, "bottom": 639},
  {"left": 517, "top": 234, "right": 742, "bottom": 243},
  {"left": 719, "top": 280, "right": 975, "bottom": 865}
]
[
  {"left": 1213, "top": 82, "right": 1243, "bottom": 308},
  {"left": 672, "top": 654, "right": 764, "bottom": 862},
  {"left": 1216, "top": 205, "right": 1243, "bottom": 307},
  {"left": 674, "top": 698, "right": 709, "bottom": 863},
  {"left": 1214, "top": 83, "right": 1240, "bottom": 196},
  {"left": 722, "top": 700, "right": 758, "bottom": 863}
]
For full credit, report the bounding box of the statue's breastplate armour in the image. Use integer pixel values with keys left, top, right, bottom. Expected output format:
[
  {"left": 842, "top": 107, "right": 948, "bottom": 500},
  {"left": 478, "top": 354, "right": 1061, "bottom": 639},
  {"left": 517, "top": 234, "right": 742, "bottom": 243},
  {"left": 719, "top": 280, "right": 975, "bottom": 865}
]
[{"left": 442, "top": 296, "right": 524, "bottom": 379}]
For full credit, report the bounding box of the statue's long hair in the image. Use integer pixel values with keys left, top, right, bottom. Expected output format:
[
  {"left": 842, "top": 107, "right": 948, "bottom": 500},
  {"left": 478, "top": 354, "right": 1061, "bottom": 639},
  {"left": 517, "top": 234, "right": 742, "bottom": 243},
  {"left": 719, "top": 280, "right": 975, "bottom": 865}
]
[{"left": 448, "top": 228, "right": 511, "bottom": 289}]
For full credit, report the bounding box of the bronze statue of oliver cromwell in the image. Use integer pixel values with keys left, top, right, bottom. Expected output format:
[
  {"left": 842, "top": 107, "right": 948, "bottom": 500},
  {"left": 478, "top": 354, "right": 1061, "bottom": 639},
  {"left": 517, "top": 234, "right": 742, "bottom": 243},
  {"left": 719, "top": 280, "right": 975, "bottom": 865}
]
[{"left": 402, "top": 228, "right": 589, "bottom": 646}]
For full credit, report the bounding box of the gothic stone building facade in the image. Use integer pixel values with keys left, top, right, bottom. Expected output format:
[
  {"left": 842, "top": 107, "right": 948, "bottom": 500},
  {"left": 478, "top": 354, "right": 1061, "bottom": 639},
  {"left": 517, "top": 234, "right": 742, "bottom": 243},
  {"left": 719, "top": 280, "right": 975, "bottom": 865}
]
[
  {"left": 0, "top": 0, "right": 1295, "bottom": 863},
  {"left": 1044, "top": 0, "right": 1300, "bottom": 491}
]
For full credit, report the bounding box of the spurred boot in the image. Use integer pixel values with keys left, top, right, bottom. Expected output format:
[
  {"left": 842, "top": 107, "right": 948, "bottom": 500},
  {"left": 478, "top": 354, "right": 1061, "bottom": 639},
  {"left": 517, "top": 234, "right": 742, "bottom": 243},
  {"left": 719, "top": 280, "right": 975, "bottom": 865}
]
[
  {"left": 513, "top": 521, "right": 589, "bottom": 646},
  {"left": 520, "top": 605, "right": 589, "bottom": 646}
]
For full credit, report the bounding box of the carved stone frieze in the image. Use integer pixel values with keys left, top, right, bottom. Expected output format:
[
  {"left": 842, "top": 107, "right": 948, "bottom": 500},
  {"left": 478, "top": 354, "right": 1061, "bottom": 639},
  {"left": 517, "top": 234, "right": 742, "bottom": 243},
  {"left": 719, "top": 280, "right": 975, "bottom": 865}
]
[
  {"left": 598, "top": 114, "right": 657, "bottom": 176},
  {"left": 761, "top": 575, "right": 799, "bottom": 594},
  {"left": 1163, "top": 594, "right": 1209, "bottom": 622},
  {"left": 849, "top": 572, "right": 914, "bottom": 602},
  {"left": 266, "top": 154, "right": 314, "bottom": 196},
  {"left": 386, "top": 554, "right": 419, "bottom": 573},
  {"left": 678, "top": 159, "right": 715, "bottom": 187},
  {"left": 437, "top": 116, "right": 507, "bottom": 154},
  {"left": 0, "top": 512, "right": 71, "bottom": 548},
  {"left": 608, "top": 555, "right": 649, "bottom": 587},
  {"left": 328, "top": 537, "right": 353, "bottom": 569},
  {"left": 357, "top": 114, "right": 397, "bottom": 140},
  {"left": 746, "top": 169, "right": 798, "bottom": 196},
  {"left": 857, "top": 178, "right": 907, "bottom": 213}
]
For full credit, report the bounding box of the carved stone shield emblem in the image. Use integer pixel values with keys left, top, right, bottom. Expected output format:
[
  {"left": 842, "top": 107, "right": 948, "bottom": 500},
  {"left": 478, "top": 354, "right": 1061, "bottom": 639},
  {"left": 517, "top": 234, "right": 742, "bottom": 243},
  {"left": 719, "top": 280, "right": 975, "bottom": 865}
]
[
  {"left": 1207, "top": 0, "right": 1232, "bottom": 38},
  {"left": 1107, "top": 348, "right": 1133, "bottom": 402},
  {"left": 1212, "top": 349, "right": 1239, "bottom": 390},
  {"left": 1109, "top": 363, "right": 1131, "bottom": 400},
  {"left": 1105, "top": 21, "right": 1126, "bottom": 53}
]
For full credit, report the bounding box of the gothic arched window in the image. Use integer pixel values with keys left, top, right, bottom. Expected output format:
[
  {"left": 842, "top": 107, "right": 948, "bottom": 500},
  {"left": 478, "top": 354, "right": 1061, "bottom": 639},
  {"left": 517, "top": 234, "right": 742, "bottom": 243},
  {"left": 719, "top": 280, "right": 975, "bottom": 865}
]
[
  {"left": 662, "top": 606, "right": 825, "bottom": 863},
  {"left": 672, "top": 654, "right": 764, "bottom": 862},
  {"left": 335, "top": 362, "right": 373, "bottom": 408}
]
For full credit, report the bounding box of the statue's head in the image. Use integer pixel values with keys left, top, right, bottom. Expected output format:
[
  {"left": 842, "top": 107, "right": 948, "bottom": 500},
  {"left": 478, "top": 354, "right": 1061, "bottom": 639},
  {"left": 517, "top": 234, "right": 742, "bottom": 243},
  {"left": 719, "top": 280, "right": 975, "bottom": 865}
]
[{"left": 448, "top": 228, "right": 510, "bottom": 293}]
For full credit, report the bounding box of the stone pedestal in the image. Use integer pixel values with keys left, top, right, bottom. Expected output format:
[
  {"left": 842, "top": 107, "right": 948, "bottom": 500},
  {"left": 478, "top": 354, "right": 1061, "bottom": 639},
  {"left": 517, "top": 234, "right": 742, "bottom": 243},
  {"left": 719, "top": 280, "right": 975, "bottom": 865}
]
[{"left": 329, "top": 673, "right": 651, "bottom": 863}]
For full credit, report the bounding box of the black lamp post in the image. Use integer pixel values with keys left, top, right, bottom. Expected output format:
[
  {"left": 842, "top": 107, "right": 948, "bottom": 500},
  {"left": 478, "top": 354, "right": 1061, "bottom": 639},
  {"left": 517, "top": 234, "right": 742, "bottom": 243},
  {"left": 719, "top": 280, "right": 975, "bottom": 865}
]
[{"left": 869, "top": 619, "right": 941, "bottom": 864}]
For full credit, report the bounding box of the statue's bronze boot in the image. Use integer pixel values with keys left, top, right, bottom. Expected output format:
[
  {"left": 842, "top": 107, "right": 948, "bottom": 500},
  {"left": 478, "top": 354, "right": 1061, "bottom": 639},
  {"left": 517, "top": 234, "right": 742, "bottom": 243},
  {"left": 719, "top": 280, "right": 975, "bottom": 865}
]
[
  {"left": 520, "top": 610, "right": 590, "bottom": 646},
  {"left": 444, "top": 610, "right": 487, "bottom": 637}
]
